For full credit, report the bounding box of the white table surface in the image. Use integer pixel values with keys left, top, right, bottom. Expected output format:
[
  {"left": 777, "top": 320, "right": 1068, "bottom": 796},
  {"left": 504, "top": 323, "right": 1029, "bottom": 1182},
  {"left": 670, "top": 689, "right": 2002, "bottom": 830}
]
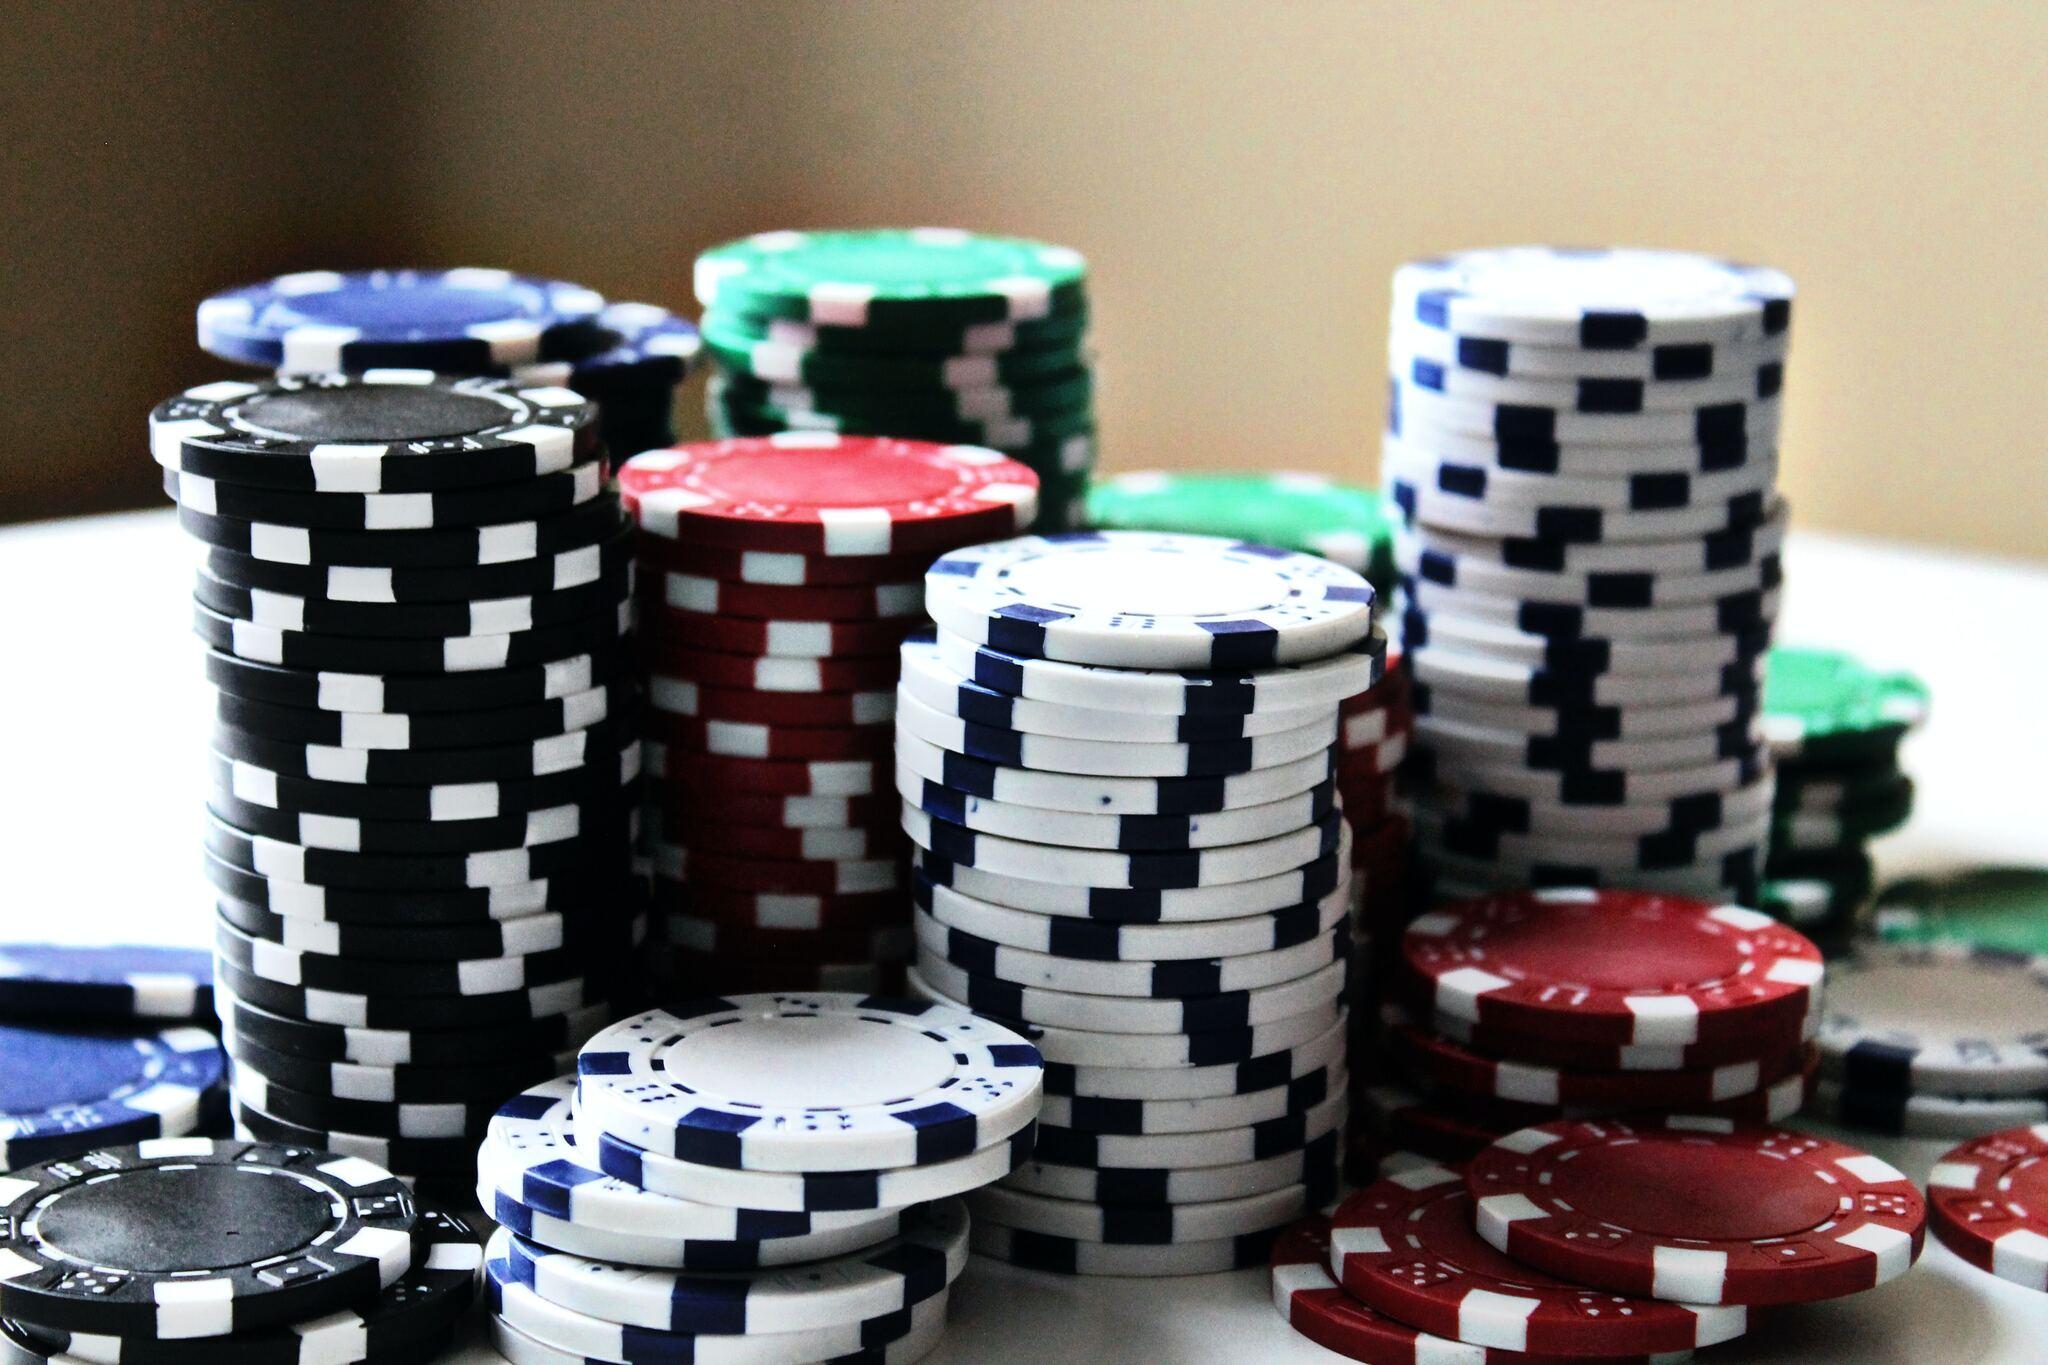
[{"left": 4, "top": 508, "right": 2045, "bottom": 1363}]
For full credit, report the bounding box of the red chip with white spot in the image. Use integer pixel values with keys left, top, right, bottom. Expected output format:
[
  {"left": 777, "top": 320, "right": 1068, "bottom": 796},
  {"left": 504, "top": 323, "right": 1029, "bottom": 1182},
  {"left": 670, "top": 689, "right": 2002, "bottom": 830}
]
[
  {"left": 1465, "top": 1116, "right": 1927, "bottom": 1306},
  {"left": 1327, "top": 1161, "right": 1746, "bottom": 1355},
  {"left": 1926, "top": 1125, "right": 2048, "bottom": 1292},
  {"left": 620, "top": 435, "right": 1038, "bottom": 555},
  {"left": 1402, "top": 887, "right": 1825, "bottom": 1048}
]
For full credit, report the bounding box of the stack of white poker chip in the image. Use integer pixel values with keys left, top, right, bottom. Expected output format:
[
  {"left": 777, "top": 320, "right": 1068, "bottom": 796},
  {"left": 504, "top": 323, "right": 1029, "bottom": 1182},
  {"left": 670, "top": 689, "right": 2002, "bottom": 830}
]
[
  {"left": 899, "top": 531, "right": 1381, "bottom": 1275},
  {"left": 477, "top": 995, "right": 1042, "bottom": 1364},
  {"left": 1382, "top": 246, "right": 1797, "bottom": 903}
]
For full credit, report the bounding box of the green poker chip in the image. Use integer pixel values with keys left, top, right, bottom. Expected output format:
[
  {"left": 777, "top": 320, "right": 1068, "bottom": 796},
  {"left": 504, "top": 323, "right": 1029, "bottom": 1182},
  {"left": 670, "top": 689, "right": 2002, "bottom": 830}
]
[
  {"left": 694, "top": 229, "right": 1088, "bottom": 327},
  {"left": 1762, "top": 646, "right": 1930, "bottom": 763},
  {"left": 1770, "top": 777, "right": 1915, "bottom": 853},
  {"left": 709, "top": 366, "right": 1093, "bottom": 424},
  {"left": 706, "top": 383, "right": 1097, "bottom": 448},
  {"left": 1873, "top": 866, "right": 2048, "bottom": 956},
  {"left": 701, "top": 322, "right": 1086, "bottom": 390},
  {"left": 1083, "top": 470, "right": 1398, "bottom": 595},
  {"left": 709, "top": 307, "right": 1090, "bottom": 359}
]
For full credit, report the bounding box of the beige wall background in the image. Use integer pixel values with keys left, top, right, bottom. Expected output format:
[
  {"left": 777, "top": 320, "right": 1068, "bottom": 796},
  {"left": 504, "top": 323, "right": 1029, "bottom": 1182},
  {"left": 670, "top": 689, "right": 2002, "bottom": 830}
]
[{"left": 8, "top": 2, "right": 2044, "bottom": 559}]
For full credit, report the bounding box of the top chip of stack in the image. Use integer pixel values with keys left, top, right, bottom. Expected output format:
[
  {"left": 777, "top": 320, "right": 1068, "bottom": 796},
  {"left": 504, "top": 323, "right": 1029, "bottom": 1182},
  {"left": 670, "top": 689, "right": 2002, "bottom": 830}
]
[
  {"left": 695, "top": 228, "right": 1096, "bottom": 531},
  {"left": 1385, "top": 246, "right": 1796, "bottom": 904}
]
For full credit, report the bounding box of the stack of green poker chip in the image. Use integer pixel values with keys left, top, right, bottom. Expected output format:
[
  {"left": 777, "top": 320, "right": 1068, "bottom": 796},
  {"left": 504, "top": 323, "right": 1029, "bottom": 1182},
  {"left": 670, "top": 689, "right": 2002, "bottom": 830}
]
[
  {"left": 1758, "top": 645, "right": 1931, "bottom": 951},
  {"left": 1872, "top": 867, "right": 2048, "bottom": 956},
  {"left": 1083, "top": 469, "right": 1398, "bottom": 598},
  {"left": 694, "top": 228, "right": 1096, "bottom": 529}
]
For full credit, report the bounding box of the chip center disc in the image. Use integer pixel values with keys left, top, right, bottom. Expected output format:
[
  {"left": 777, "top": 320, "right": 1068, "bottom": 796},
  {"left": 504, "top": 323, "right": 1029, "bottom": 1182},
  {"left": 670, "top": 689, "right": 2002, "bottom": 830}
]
[
  {"left": 1550, "top": 1144, "right": 1839, "bottom": 1240},
  {"left": 664, "top": 1016, "right": 957, "bottom": 1109},
  {"left": 0, "top": 1031, "right": 152, "bottom": 1110},
  {"left": 1415, "top": 1187, "right": 1580, "bottom": 1287},
  {"left": 36, "top": 1167, "right": 337, "bottom": 1272},
  {"left": 241, "top": 387, "right": 516, "bottom": 443},
  {"left": 271, "top": 284, "right": 537, "bottom": 332},
  {"left": 1001, "top": 548, "right": 1298, "bottom": 618},
  {"left": 702, "top": 450, "right": 971, "bottom": 511},
  {"left": 1489, "top": 910, "right": 1738, "bottom": 990}
]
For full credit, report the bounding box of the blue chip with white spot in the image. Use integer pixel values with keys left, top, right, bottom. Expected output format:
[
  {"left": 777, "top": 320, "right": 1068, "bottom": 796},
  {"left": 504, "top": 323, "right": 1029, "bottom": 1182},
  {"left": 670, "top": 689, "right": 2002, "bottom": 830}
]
[
  {"left": 924, "top": 532, "right": 1379, "bottom": 670},
  {"left": 0, "top": 1023, "right": 226, "bottom": 1170},
  {"left": 575, "top": 995, "right": 1043, "bottom": 1174},
  {"left": 0, "top": 944, "right": 214, "bottom": 1023}
]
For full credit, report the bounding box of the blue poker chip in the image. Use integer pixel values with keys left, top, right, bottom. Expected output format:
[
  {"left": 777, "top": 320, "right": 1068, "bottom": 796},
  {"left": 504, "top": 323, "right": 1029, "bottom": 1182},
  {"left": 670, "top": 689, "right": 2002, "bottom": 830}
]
[
  {"left": 0, "top": 944, "right": 214, "bottom": 1023},
  {"left": 197, "top": 268, "right": 608, "bottom": 373},
  {"left": 511, "top": 302, "right": 704, "bottom": 395},
  {"left": 0, "top": 1023, "right": 227, "bottom": 1169}
]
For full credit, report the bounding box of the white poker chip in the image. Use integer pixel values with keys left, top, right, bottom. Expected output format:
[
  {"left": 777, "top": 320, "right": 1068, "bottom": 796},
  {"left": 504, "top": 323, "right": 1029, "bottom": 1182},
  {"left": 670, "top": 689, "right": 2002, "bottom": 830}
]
[
  {"left": 1416, "top": 686, "right": 1756, "bottom": 741},
  {"left": 1404, "top": 607, "right": 1772, "bottom": 676},
  {"left": 1005, "top": 1128, "right": 1340, "bottom": 1206},
  {"left": 1384, "top": 444, "right": 1783, "bottom": 527},
  {"left": 969, "top": 1178, "right": 1316, "bottom": 1244},
  {"left": 1396, "top": 536, "right": 1782, "bottom": 612},
  {"left": 1406, "top": 641, "right": 1766, "bottom": 709},
  {"left": 931, "top": 624, "right": 1384, "bottom": 716},
  {"left": 1392, "top": 246, "right": 1795, "bottom": 347},
  {"left": 1389, "top": 317, "right": 1790, "bottom": 382},
  {"left": 1420, "top": 775, "right": 1776, "bottom": 840},
  {"left": 574, "top": 997, "right": 1044, "bottom": 1173},
  {"left": 1390, "top": 471, "right": 1774, "bottom": 543},
  {"left": 968, "top": 1219, "right": 1278, "bottom": 1276},
  {"left": 1389, "top": 347, "right": 1778, "bottom": 411},
  {"left": 893, "top": 731, "right": 1336, "bottom": 818},
  {"left": 1393, "top": 378, "right": 1783, "bottom": 446},
  {"left": 1814, "top": 1080, "right": 2048, "bottom": 1139},
  {"left": 924, "top": 532, "right": 1378, "bottom": 670},
  {"left": 1402, "top": 578, "right": 1780, "bottom": 644},
  {"left": 914, "top": 873, "right": 1350, "bottom": 961},
  {"left": 910, "top": 951, "right": 1345, "bottom": 1037},
  {"left": 1405, "top": 497, "right": 1790, "bottom": 574},
  {"left": 1038, "top": 1063, "right": 1346, "bottom": 1136},
  {"left": 1817, "top": 942, "right": 2048, "bottom": 1097},
  {"left": 1039, "top": 1013, "right": 1350, "bottom": 1101},
  {"left": 489, "top": 1289, "right": 950, "bottom": 1365},
  {"left": 1414, "top": 711, "right": 1764, "bottom": 773},
  {"left": 1029, "top": 1086, "right": 1348, "bottom": 1171}
]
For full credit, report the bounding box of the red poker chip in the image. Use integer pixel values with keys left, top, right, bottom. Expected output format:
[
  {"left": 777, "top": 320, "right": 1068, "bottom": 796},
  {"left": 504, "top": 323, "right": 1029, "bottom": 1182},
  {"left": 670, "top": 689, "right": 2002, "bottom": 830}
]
[
  {"left": 654, "top": 950, "right": 911, "bottom": 996},
  {"left": 643, "top": 569, "right": 927, "bottom": 622},
  {"left": 646, "top": 712, "right": 896, "bottom": 762},
  {"left": 1329, "top": 1164, "right": 1747, "bottom": 1355},
  {"left": 1271, "top": 1216, "right": 1689, "bottom": 1365},
  {"left": 660, "top": 912, "right": 911, "bottom": 963},
  {"left": 641, "top": 602, "right": 924, "bottom": 659},
  {"left": 619, "top": 435, "right": 1039, "bottom": 555},
  {"left": 648, "top": 789, "right": 894, "bottom": 832},
  {"left": 1333, "top": 780, "right": 1392, "bottom": 831},
  {"left": 1426, "top": 1001, "right": 1816, "bottom": 1073},
  {"left": 1360, "top": 1081, "right": 1514, "bottom": 1164},
  {"left": 650, "top": 879, "right": 908, "bottom": 931},
  {"left": 646, "top": 839, "right": 904, "bottom": 897},
  {"left": 647, "top": 815, "right": 902, "bottom": 862},
  {"left": 1926, "top": 1126, "right": 2048, "bottom": 1291},
  {"left": 642, "top": 745, "right": 885, "bottom": 797},
  {"left": 1385, "top": 1002, "right": 1813, "bottom": 1110},
  {"left": 1403, "top": 888, "right": 1825, "bottom": 1049},
  {"left": 1465, "top": 1117, "right": 1926, "bottom": 1306},
  {"left": 646, "top": 672, "right": 895, "bottom": 729},
  {"left": 1338, "top": 726, "right": 1409, "bottom": 771},
  {"left": 1401, "top": 1048, "right": 1818, "bottom": 1131},
  {"left": 634, "top": 534, "right": 937, "bottom": 587},
  {"left": 642, "top": 641, "right": 902, "bottom": 693}
]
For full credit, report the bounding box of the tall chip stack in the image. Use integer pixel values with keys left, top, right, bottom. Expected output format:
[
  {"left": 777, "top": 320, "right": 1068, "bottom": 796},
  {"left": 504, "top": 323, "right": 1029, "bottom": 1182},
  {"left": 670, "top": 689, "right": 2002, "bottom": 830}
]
[
  {"left": 1382, "top": 246, "right": 1795, "bottom": 903},
  {"left": 152, "top": 368, "right": 645, "bottom": 1193},
  {"left": 898, "top": 530, "right": 1380, "bottom": 1275},
  {"left": 696, "top": 228, "right": 1098, "bottom": 531},
  {"left": 478, "top": 995, "right": 1041, "bottom": 1364},
  {"left": 618, "top": 437, "right": 1039, "bottom": 998}
]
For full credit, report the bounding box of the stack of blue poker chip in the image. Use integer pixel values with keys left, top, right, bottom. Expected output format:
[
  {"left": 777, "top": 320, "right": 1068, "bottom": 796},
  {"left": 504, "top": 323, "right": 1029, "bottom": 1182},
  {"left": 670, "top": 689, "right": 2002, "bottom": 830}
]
[
  {"left": 893, "top": 531, "right": 1387, "bottom": 1275},
  {"left": 0, "top": 1023, "right": 227, "bottom": 1172},
  {"left": 195, "top": 269, "right": 702, "bottom": 458},
  {"left": 1383, "top": 246, "right": 1798, "bottom": 904},
  {"left": 693, "top": 228, "right": 1098, "bottom": 531},
  {"left": 475, "top": 994, "right": 1041, "bottom": 1363},
  {"left": 151, "top": 366, "right": 652, "bottom": 1192}
]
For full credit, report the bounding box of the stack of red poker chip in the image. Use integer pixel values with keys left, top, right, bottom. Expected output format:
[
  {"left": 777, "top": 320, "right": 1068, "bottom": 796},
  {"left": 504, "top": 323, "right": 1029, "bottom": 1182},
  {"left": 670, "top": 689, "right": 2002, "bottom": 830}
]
[
  {"left": 1362, "top": 885, "right": 1828, "bottom": 1164},
  {"left": 618, "top": 434, "right": 1039, "bottom": 995},
  {"left": 1925, "top": 1125, "right": 2048, "bottom": 1294}
]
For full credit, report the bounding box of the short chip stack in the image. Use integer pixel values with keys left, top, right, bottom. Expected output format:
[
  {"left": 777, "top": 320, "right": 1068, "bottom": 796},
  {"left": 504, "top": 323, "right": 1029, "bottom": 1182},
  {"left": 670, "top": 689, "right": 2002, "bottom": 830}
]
[
  {"left": 696, "top": 228, "right": 1097, "bottom": 531},
  {"left": 897, "top": 529, "right": 1381, "bottom": 1275},
  {"left": 0, "top": 1139, "right": 480, "bottom": 1365},
  {"left": 619, "top": 436, "right": 1039, "bottom": 997},
  {"left": 477, "top": 995, "right": 1041, "bottom": 1365},
  {"left": 1760, "top": 644, "right": 1929, "bottom": 952},
  {"left": 152, "top": 369, "right": 648, "bottom": 1190},
  {"left": 1384, "top": 246, "right": 1795, "bottom": 903},
  {"left": 197, "top": 267, "right": 704, "bottom": 458},
  {"left": 1363, "top": 887, "right": 1826, "bottom": 1164}
]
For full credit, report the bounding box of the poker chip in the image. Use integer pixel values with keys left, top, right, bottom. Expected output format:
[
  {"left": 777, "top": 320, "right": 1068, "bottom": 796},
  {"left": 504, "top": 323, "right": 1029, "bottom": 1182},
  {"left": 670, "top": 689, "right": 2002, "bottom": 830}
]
[
  {"left": 1465, "top": 1116, "right": 1924, "bottom": 1305},
  {"left": 718, "top": 305, "right": 1088, "bottom": 357},
  {"left": 696, "top": 229, "right": 1086, "bottom": 326},
  {"left": 0, "top": 945, "right": 213, "bottom": 1023},
  {"left": 575, "top": 999, "right": 1043, "bottom": 1173},
  {"left": 0, "top": 1139, "right": 415, "bottom": 1339},
  {"left": 647, "top": 569, "right": 925, "bottom": 622},
  {"left": 175, "top": 491, "right": 627, "bottom": 570},
  {"left": 1397, "top": 534, "right": 1784, "bottom": 612},
  {"left": 1875, "top": 866, "right": 2048, "bottom": 956},
  {"left": 650, "top": 712, "right": 898, "bottom": 761},
  {"left": 914, "top": 836, "right": 1349, "bottom": 923},
  {"left": 193, "top": 597, "right": 630, "bottom": 676},
  {"left": 918, "top": 912, "right": 1347, "bottom": 999},
  {"left": 195, "top": 564, "right": 629, "bottom": 642},
  {"left": 217, "top": 992, "right": 610, "bottom": 1069},
  {"left": 1083, "top": 470, "right": 1398, "bottom": 592},
  {"left": 647, "top": 673, "right": 894, "bottom": 729},
  {"left": 165, "top": 458, "right": 608, "bottom": 533},
  {"left": 925, "top": 532, "right": 1376, "bottom": 669},
  {"left": 0, "top": 1025, "right": 225, "bottom": 1170},
  {"left": 644, "top": 643, "right": 901, "bottom": 693},
  {"left": 1815, "top": 940, "right": 2048, "bottom": 1098},
  {"left": 201, "top": 527, "right": 635, "bottom": 605},
  {"left": 1028, "top": 1086, "right": 1347, "bottom": 1173},
  {"left": 901, "top": 767, "right": 1340, "bottom": 854},
  {"left": 203, "top": 644, "right": 627, "bottom": 716},
  {"left": 915, "top": 872, "right": 1349, "bottom": 961},
  {"left": 1406, "top": 607, "right": 1773, "bottom": 678},
  {"left": 1926, "top": 1126, "right": 2048, "bottom": 1292},
  {"left": 645, "top": 607, "right": 920, "bottom": 660},
  {"left": 969, "top": 1178, "right": 1315, "bottom": 1245},
  {"left": 220, "top": 1016, "right": 571, "bottom": 1103},
  {"left": 487, "top": 1292, "right": 950, "bottom": 1365},
  {"left": 1008, "top": 1131, "right": 1341, "bottom": 1210},
  {"left": 1763, "top": 645, "right": 1930, "bottom": 762},
  {"left": 1036, "top": 1013, "right": 1350, "bottom": 1102},
  {"left": 211, "top": 955, "right": 599, "bottom": 1032},
  {"left": 635, "top": 536, "right": 934, "bottom": 588},
  {"left": 967, "top": 1220, "right": 1278, "bottom": 1277},
  {"left": 1814, "top": 1080, "right": 2048, "bottom": 1139}
]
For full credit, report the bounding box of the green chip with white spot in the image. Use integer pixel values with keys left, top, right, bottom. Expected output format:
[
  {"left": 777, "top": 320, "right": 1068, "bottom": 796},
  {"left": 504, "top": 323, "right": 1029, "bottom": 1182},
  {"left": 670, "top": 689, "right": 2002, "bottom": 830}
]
[
  {"left": 1761, "top": 646, "right": 1930, "bottom": 762},
  {"left": 695, "top": 229, "right": 1088, "bottom": 327},
  {"left": 1873, "top": 867, "right": 2048, "bottom": 956},
  {"left": 1084, "top": 470, "right": 1397, "bottom": 594}
]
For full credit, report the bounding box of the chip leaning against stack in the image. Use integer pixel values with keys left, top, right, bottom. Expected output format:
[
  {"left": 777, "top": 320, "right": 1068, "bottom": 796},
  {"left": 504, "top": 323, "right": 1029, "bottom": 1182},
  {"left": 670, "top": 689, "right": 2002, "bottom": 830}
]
[
  {"left": 475, "top": 993, "right": 1040, "bottom": 1363},
  {"left": 151, "top": 363, "right": 649, "bottom": 1191},
  {"left": 895, "top": 529, "right": 1380, "bottom": 1275},
  {"left": 620, "top": 434, "right": 1038, "bottom": 997},
  {"left": 696, "top": 228, "right": 1097, "bottom": 530},
  {"left": 1384, "top": 246, "right": 1796, "bottom": 903}
]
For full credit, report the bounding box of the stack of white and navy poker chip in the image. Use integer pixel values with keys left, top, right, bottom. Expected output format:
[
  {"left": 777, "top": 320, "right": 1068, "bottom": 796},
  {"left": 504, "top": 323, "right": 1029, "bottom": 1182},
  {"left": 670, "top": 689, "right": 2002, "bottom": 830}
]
[
  {"left": 696, "top": 228, "right": 1097, "bottom": 531},
  {"left": 197, "top": 267, "right": 704, "bottom": 457},
  {"left": 0, "top": 944, "right": 229, "bottom": 1173},
  {"left": 1358, "top": 887, "right": 1826, "bottom": 1166},
  {"left": 476, "top": 994, "right": 1041, "bottom": 1365},
  {"left": 895, "top": 530, "right": 1382, "bottom": 1275},
  {"left": 0, "top": 1138, "right": 480, "bottom": 1365},
  {"left": 618, "top": 435, "right": 1039, "bottom": 998},
  {"left": 1383, "top": 246, "right": 1796, "bottom": 904},
  {"left": 151, "top": 367, "right": 648, "bottom": 1191},
  {"left": 1759, "top": 644, "right": 1929, "bottom": 953}
]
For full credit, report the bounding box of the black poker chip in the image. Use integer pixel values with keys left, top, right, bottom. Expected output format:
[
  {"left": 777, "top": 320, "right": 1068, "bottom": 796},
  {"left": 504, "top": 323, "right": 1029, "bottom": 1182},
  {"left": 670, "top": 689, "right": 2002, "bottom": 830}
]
[
  {"left": 201, "top": 815, "right": 628, "bottom": 893},
  {"left": 215, "top": 989, "right": 612, "bottom": 1070},
  {"left": 192, "top": 560, "right": 633, "bottom": 640},
  {"left": 0, "top": 1140, "right": 416, "bottom": 1340},
  {"left": 210, "top": 914, "right": 638, "bottom": 997},
  {"left": 193, "top": 598, "right": 629, "bottom": 675},
  {"left": 211, "top": 955, "right": 609, "bottom": 1032},
  {"left": 162, "top": 458, "right": 608, "bottom": 533},
  {"left": 231, "top": 1101, "right": 478, "bottom": 1179},
  {"left": 215, "top": 1023, "right": 571, "bottom": 1105},
  {"left": 199, "top": 850, "right": 624, "bottom": 928},
  {"left": 202, "top": 647, "right": 632, "bottom": 716},
  {"left": 208, "top": 718, "right": 640, "bottom": 789},
  {"left": 212, "top": 683, "right": 629, "bottom": 753},
  {"left": 204, "top": 758, "right": 641, "bottom": 828},
  {"left": 200, "top": 525, "right": 636, "bottom": 608},
  {"left": 214, "top": 891, "right": 635, "bottom": 963},
  {"left": 226, "top": 1066, "right": 498, "bottom": 1141},
  {"left": 174, "top": 492, "right": 625, "bottom": 570},
  {"left": 204, "top": 788, "right": 609, "bottom": 857}
]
